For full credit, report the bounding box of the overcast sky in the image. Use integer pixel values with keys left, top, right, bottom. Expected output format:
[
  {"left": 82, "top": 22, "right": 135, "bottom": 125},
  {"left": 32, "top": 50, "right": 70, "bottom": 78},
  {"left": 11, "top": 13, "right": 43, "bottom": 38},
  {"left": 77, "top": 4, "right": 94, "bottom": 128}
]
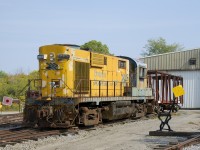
[{"left": 1, "top": 0, "right": 200, "bottom": 74}]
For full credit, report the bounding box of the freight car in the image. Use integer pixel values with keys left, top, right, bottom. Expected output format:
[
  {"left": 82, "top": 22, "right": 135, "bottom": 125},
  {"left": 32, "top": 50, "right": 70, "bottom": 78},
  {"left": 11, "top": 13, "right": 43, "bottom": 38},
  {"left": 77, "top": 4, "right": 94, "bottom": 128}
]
[
  {"left": 147, "top": 70, "right": 183, "bottom": 112},
  {"left": 24, "top": 44, "right": 155, "bottom": 128}
]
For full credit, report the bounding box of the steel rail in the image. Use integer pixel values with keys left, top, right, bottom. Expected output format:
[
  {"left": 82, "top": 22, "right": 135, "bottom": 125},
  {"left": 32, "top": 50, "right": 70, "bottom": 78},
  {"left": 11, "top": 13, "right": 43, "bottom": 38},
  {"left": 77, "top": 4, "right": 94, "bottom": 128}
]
[
  {"left": 0, "top": 128, "right": 70, "bottom": 147},
  {"left": 0, "top": 113, "right": 156, "bottom": 147},
  {"left": 0, "top": 113, "right": 23, "bottom": 124},
  {"left": 165, "top": 135, "right": 200, "bottom": 150}
]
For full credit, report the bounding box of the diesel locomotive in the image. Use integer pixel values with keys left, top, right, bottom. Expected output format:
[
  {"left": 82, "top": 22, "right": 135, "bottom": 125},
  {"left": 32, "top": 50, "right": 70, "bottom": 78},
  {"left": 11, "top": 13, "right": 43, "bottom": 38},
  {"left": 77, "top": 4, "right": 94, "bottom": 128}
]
[{"left": 24, "top": 44, "right": 155, "bottom": 128}]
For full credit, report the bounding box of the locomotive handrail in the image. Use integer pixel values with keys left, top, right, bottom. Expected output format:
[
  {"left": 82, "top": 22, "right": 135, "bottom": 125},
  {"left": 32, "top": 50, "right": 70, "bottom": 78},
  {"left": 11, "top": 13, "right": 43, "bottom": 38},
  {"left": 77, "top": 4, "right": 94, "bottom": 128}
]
[
  {"left": 75, "top": 79, "right": 84, "bottom": 91},
  {"left": 74, "top": 79, "right": 129, "bottom": 97},
  {"left": 59, "top": 79, "right": 74, "bottom": 94},
  {"left": 74, "top": 79, "right": 89, "bottom": 97},
  {"left": 26, "top": 78, "right": 130, "bottom": 98}
]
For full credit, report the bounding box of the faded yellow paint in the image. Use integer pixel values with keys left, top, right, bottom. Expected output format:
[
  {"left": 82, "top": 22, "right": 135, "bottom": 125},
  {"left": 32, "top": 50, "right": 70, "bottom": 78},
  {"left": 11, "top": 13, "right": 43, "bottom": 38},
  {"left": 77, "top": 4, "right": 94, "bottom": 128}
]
[
  {"left": 38, "top": 45, "right": 129, "bottom": 99},
  {"left": 39, "top": 45, "right": 70, "bottom": 99},
  {"left": 89, "top": 54, "right": 128, "bottom": 97}
]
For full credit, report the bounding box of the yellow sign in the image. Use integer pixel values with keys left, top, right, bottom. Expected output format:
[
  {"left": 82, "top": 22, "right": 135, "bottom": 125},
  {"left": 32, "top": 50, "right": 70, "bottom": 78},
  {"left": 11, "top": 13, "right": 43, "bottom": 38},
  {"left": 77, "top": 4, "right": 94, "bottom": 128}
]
[
  {"left": 172, "top": 85, "right": 185, "bottom": 97},
  {"left": 0, "top": 103, "right": 2, "bottom": 109}
]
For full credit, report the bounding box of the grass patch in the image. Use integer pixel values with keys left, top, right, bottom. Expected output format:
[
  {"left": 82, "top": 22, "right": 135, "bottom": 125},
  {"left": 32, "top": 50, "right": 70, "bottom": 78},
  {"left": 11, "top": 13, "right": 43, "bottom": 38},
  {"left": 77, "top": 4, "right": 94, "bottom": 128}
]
[{"left": 0, "top": 103, "right": 21, "bottom": 111}]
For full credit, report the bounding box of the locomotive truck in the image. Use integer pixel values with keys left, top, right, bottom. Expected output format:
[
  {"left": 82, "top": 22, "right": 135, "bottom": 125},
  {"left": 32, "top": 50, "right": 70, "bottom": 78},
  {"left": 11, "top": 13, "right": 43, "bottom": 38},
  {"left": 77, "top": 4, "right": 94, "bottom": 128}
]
[{"left": 24, "top": 44, "right": 155, "bottom": 128}]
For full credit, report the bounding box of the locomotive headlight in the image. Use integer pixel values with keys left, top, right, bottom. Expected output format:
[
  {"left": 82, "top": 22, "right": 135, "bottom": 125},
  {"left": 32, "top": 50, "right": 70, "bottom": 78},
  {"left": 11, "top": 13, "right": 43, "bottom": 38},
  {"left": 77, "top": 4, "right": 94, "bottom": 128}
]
[
  {"left": 50, "top": 57, "right": 54, "bottom": 61},
  {"left": 57, "top": 54, "right": 70, "bottom": 60},
  {"left": 49, "top": 53, "right": 54, "bottom": 57},
  {"left": 37, "top": 54, "right": 47, "bottom": 60},
  {"left": 49, "top": 53, "right": 55, "bottom": 62}
]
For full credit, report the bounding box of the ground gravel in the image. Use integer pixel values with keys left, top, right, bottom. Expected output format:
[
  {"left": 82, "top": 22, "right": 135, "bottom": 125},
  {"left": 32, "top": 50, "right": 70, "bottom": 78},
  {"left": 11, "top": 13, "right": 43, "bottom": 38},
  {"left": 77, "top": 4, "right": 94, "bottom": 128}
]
[
  {"left": 183, "top": 144, "right": 200, "bottom": 150},
  {"left": 1, "top": 110, "right": 200, "bottom": 150}
]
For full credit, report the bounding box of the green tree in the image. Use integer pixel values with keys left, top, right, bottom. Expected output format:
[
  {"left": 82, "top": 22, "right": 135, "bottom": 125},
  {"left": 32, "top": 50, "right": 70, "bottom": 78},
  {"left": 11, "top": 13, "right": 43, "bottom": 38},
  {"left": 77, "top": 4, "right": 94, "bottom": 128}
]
[
  {"left": 0, "top": 70, "right": 8, "bottom": 78},
  {"left": 0, "top": 71, "right": 39, "bottom": 101},
  {"left": 81, "top": 40, "right": 110, "bottom": 54},
  {"left": 6, "top": 73, "right": 27, "bottom": 97},
  {"left": 142, "top": 37, "right": 183, "bottom": 56},
  {"left": 0, "top": 70, "right": 40, "bottom": 110},
  {"left": 0, "top": 77, "right": 9, "bottom": 101},
  {"left": 28, "top": 70, "right": 39, "bottom": 79}
]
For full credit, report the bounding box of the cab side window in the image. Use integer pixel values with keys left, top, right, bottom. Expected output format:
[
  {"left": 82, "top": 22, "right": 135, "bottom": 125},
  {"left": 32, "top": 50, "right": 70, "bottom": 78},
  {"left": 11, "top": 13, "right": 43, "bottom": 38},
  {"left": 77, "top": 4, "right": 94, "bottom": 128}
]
[
  {"left": 118, "top": 60, "right": 126, "bottom": 69},
  {"left": 139, "top": 67, "right": 146, "bottom": 78}
]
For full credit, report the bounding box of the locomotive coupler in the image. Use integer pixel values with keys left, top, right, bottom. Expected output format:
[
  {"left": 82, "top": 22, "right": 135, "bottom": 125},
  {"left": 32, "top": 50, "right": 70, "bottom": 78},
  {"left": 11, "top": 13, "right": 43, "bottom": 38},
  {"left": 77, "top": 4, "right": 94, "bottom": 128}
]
[{"left": 37, "top": 106, "right": 53, "bottom": 118}]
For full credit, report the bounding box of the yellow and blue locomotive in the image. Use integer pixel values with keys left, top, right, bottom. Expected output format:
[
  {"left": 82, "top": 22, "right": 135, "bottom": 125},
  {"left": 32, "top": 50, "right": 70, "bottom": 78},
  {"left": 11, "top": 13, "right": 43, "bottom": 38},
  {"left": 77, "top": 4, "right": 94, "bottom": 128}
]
[{"left": 24, "top": 44, "right": 155, "bottom": 128}]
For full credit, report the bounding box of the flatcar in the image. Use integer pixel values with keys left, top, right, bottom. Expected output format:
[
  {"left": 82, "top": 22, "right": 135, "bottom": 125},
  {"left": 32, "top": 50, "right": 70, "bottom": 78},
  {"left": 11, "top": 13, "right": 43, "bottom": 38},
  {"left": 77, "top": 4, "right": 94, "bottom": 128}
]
[{"left": 24, "top": 44, "right": 155, "bottom": 128}]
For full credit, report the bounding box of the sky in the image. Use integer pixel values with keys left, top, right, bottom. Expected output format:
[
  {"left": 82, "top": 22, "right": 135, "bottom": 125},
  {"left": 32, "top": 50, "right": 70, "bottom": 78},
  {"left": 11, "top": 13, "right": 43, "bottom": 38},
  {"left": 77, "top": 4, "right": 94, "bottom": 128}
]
[{"left": 0, "top": 0, "right": 200, "bottom": 74}]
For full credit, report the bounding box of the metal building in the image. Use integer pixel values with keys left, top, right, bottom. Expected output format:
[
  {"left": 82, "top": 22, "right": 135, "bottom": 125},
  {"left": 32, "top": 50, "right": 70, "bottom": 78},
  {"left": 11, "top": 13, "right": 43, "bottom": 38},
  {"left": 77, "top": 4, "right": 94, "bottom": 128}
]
[{"left": 140, "top": 49, "right": 200, "bottom": 108}]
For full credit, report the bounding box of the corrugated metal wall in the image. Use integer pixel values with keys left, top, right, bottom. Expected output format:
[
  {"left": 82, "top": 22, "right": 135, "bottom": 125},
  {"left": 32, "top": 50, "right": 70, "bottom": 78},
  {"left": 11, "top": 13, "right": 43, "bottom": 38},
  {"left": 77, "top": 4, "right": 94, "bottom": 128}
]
[
  {"left": 140, "top": 49, "right": 200, "bottom": 70},
  {"left": 140, "top": 49, "right": 200, "bottom": 108},
  {"left": 166, "top": 71, "right": 200, "bottom": 108}
]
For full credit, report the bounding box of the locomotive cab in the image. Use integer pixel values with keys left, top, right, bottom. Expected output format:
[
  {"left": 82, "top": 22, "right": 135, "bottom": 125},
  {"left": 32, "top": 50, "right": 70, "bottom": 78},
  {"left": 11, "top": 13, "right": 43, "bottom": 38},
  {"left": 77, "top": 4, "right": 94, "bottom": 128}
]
[{"left": 118, "top": 56, "right": 149, "bottom": 96}]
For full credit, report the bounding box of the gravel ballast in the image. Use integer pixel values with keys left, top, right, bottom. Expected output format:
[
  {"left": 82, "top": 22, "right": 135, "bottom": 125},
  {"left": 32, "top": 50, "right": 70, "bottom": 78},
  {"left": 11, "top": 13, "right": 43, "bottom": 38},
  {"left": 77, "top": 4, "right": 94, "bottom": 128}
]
[{"left": 1, "top": 110, "right": 200, "bottom": 150}]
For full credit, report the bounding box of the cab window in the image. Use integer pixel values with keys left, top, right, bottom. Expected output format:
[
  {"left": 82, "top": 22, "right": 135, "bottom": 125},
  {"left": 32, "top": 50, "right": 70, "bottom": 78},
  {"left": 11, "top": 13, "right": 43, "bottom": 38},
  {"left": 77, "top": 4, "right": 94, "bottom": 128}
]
[
  {"left": 118, "top": 60, "right": 126, "bottom": 69},
  {"left": 139, "top": 67, "right": 146, "bottom": 78}
]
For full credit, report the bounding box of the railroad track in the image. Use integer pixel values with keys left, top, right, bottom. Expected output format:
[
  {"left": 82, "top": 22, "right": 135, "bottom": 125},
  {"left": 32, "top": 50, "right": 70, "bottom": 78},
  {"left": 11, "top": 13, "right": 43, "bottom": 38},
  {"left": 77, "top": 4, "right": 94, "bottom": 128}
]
[
  {"left": 149, "top": 131, "right": 200, "bottom": 150},
  {"left": 0, "top": 127, "right": 77, "bottom": 147},
  {"left": 164, "top": 135, "right": 200, "bottom": 150},
  {"left": 0, "top": 113, "right": 23, "bottom": 124},
  {"left": 0, "top": 113, "right": 23, "bottom": 130},
  {"left": 0, "top": 113, "right": 156, "bottom": 147},
  {"left": 0, "top": 114, "right": 71, "bottom": 147}
]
